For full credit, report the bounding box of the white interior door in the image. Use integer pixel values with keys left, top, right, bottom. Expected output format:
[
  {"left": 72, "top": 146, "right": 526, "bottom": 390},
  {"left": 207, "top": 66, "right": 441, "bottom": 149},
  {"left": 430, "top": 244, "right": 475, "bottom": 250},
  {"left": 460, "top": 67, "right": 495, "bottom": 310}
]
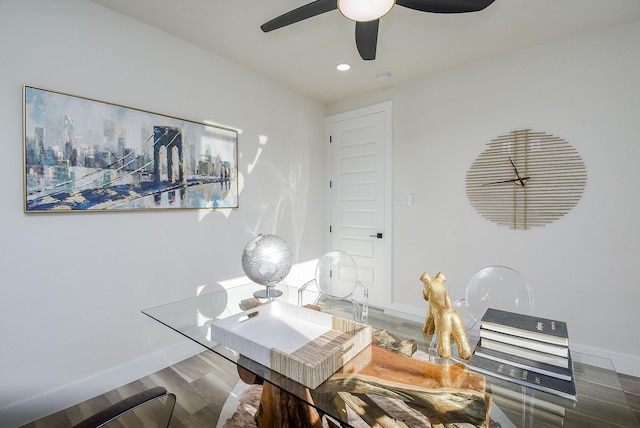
[{"left": 326, "top": 102, "right": 392, "bottom": 309}]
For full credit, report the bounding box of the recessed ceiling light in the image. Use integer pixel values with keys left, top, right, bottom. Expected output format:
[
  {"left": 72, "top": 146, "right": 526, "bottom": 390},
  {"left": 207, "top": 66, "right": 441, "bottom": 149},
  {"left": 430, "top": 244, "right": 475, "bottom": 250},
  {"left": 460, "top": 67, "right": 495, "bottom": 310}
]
[
  {"left": 377, "top": 72, "right": 391, "bottom": 81},
  {"left": 336, "top": 63, "right": 351, "bottom": 71}
]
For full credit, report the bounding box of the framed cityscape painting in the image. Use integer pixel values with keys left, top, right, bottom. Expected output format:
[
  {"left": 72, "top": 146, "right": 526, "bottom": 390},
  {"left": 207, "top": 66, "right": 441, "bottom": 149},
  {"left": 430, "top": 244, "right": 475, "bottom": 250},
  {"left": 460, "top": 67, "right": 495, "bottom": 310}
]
[{"left": 23, "top": 85, "right": 238, "bottom": 212}]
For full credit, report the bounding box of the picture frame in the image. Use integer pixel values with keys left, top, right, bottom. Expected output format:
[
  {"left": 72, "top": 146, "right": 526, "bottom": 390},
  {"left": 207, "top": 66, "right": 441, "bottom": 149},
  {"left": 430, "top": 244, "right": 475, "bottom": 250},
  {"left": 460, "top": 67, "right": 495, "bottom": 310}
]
[{"left": 23, "top": 85, "right": 238, "bottom": 212}]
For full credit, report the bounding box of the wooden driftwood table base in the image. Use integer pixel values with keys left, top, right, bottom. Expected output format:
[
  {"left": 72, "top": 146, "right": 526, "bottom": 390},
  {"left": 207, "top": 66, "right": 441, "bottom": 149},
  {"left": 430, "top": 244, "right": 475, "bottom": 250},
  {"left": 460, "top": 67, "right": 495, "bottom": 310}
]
[
  {"left": 238, "top": 330, "right": 491, "bottom": 427},
  {"left": 255, "top": 383, "right": 324, "bottom": 428}
]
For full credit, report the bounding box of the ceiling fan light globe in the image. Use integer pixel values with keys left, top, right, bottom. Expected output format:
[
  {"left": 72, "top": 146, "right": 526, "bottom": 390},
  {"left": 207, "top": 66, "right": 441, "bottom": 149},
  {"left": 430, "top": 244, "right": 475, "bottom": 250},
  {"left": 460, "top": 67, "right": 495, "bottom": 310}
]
[{"left": 338, "top": 0, "right": 395, "bottom": 22}]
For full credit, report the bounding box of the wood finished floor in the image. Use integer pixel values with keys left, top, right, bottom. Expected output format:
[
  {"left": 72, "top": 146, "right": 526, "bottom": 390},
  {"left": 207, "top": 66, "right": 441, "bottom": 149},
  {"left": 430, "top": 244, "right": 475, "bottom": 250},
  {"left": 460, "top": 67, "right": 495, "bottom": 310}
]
[
  {"left": 620, "top": 373, "right": 640, "bottom": 426},
  {"left": 20, "top": 350, "right": 640, "bottom": 428},
  {"left": 19, "top": 351, "right": 239, "bottom": 428}
]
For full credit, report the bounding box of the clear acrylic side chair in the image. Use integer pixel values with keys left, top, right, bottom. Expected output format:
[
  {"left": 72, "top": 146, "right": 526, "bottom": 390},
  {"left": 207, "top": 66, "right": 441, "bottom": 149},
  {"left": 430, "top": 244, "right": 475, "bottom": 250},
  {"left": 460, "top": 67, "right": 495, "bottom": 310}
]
[
  {"left": 463, "top": 265, "right": 534, "bottom": 333},
  {"left": 429, "top": 265, "right": 534, "bottom": 357},
  {"left": 298, "top": 250, "right": 368, "bottom": 322}
]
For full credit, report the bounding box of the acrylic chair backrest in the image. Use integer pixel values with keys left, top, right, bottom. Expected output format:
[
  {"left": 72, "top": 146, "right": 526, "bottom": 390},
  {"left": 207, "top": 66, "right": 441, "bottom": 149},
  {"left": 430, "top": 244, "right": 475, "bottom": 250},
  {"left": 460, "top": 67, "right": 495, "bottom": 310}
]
[
  {"left": 465, "top": 265, "right": 535, "bottom": 329},
  {"left": 315, "top": 250, "right": 360, "bottom": 299},
  {"left": 429, "top": 266, "right": 534, "bottom": 358}
]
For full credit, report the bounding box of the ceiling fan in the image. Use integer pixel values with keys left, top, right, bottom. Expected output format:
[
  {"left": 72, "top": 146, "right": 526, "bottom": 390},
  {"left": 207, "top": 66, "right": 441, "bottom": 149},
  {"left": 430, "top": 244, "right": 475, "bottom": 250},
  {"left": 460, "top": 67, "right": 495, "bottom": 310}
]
[{"left": 261, "top": 0, "right": 496, "bottom": 61}]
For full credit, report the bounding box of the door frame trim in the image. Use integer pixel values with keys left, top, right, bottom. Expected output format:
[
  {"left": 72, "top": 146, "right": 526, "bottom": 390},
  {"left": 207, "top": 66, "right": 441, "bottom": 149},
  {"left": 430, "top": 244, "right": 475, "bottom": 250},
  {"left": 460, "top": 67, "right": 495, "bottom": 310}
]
[{"left": 325, "top": 101, "right": 393, "bottom": 308}]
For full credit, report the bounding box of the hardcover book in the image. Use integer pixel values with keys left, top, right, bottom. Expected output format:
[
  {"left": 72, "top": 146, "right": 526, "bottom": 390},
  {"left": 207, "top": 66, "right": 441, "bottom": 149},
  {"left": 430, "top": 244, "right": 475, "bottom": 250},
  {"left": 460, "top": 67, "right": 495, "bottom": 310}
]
[
  {"left": 468, "top": 353, "right": 577, "bottom": 401},
  {"left": 481, "top": 308, "right": 569, "bottom": 346},
  {"left": 479, "top": 329, "right": 569, "bottom": 358},
  {"left": 474, "top": 343, "right": 573, "bottom": 381},
  {"left": 480, "top": 338, "right": 569, "bottom": 369}
]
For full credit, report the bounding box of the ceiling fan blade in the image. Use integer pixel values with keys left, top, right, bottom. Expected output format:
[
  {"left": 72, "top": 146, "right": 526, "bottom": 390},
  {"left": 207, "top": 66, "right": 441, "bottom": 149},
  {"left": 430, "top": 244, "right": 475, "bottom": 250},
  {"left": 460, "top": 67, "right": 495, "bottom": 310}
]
[
  {"left": 355, "top": 20, "right": 379, "bottom": 61},
  {"left": 396, "top": 0, "right": 495, "bottom": 13},
  {"left": 261, "top": 0, "right": 338, "bottom": 32}
]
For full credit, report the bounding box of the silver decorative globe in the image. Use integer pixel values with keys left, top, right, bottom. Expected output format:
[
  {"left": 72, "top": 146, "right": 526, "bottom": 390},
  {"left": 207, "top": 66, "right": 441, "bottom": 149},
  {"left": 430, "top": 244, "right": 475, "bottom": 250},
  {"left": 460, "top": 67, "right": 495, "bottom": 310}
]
[{"left": 241, "top": 234, "right": 292, "bottom": 298}]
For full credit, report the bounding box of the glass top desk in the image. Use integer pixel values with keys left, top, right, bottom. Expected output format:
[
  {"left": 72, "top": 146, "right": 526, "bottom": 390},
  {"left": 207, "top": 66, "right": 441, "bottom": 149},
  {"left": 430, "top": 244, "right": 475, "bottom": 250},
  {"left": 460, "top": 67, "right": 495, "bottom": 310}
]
[{"left": 143, "top": 283, "right": 638, "bottom": 428}]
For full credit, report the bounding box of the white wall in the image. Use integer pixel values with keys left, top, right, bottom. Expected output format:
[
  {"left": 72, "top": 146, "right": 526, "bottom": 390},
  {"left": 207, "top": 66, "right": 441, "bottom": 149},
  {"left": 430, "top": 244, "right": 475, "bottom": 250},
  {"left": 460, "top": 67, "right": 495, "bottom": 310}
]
[
  {"left": 328, "top": 21, "right": 640, "bottom": 376},
  {"left": 0, "top": 0, "right": 325, "bottom": 426}
]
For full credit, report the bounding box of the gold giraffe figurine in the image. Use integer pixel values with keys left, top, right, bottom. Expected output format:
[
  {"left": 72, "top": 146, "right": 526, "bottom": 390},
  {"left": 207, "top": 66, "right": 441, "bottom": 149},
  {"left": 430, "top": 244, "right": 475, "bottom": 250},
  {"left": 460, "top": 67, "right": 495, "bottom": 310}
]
[{"left": 421, "top": 272, "right": 472, "bottom": 359}]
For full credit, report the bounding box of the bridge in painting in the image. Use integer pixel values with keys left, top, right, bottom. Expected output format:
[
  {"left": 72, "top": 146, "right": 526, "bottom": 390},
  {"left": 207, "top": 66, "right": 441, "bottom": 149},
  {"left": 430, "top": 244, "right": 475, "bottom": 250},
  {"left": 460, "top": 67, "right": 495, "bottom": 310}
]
[{"left": 25, "top": 126, "right": 232, "bottom": 211}]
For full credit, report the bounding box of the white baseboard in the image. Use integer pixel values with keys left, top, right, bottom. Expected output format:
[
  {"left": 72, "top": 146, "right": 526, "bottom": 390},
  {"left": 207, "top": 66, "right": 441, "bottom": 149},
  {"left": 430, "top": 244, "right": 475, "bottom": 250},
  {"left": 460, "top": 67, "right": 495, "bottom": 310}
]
[
  {"left": 0, "top": 341, "right": 202, "bottom": 428},
  {"left": 383, "top": 302, "right": 425, "bottom": 323}
]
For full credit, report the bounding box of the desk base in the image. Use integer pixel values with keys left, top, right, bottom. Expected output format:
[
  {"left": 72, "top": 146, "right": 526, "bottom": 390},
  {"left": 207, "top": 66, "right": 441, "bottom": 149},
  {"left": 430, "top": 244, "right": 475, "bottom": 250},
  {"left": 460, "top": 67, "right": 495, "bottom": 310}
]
[
  {"left": 236, "top": 330, "right": 491, "bottom": 427},
  {"left": 256, "top": 383, "right": 324, "bottom": 428}
]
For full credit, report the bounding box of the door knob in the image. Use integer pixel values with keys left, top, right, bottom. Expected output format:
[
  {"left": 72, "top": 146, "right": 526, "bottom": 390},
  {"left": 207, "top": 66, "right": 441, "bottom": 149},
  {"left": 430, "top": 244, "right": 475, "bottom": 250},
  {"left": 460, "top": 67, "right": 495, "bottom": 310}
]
[{"left": 369, "top": 233, "right": 383, "bottom": 239}]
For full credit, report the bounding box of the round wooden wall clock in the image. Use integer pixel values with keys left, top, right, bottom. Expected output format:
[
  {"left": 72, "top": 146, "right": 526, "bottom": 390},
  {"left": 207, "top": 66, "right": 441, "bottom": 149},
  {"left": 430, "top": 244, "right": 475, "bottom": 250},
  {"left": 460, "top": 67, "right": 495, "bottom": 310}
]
[{"left": 466, "top": 129, "right": 587, "bottom": 230}]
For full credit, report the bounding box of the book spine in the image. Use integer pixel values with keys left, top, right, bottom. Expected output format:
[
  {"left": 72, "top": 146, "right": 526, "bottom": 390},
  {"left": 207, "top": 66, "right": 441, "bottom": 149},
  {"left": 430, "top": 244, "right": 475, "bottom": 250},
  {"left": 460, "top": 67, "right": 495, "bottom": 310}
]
[
  {"left": 474, "top": 345, "right": 573, "bottom": 381},
  {"left": 468, "top": 354, "right": 577, "bottom": 401},
  {"left": 479, "top": 329, "right": 569, "bottom": 358},
  {"left": 480, "top": 338, "right": 569, "bottom": 368},
  {"left": 480, "top": 308, "right": 569, "bottom": 341},
  {"left": 481, "top": 321, "right": 568, "bottom": 346}
]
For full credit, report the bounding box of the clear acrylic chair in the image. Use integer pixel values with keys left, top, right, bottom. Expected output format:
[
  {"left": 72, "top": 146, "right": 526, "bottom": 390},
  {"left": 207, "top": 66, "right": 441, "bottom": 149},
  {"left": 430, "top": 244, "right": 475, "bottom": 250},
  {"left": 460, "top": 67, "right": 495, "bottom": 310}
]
[
  {"left": 463, "top": 265, "right": 534, "bottom": 334},
  {"left": 429, "top": 266, "right": 534, "bottom": 357},
  {"left": 298, "top": 250, "right": 368, "bottom": 322},
  {"left": 464, "top": 266, "right": 537, "bottom": 428}
]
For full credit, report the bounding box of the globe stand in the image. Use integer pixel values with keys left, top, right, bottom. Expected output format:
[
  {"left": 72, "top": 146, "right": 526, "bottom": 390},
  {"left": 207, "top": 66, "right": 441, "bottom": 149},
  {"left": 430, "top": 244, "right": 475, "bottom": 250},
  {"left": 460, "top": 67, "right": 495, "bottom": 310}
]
[{"left": 253, "top": 285, "right": 283, "bottom": 300}]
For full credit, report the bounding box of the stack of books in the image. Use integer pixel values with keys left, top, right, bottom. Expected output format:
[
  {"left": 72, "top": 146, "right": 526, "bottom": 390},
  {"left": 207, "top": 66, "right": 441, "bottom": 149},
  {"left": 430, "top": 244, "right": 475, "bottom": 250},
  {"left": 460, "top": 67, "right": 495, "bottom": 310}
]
[{"left": 468, "top": 308, "right": 577, "bottom": 401}]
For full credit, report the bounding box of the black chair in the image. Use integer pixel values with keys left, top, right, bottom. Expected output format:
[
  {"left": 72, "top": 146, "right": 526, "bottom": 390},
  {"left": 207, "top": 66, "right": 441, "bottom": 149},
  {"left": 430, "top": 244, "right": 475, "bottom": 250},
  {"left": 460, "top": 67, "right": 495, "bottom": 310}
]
[{"left": 72, "top": 386, "right": 176, "bottom": 428}]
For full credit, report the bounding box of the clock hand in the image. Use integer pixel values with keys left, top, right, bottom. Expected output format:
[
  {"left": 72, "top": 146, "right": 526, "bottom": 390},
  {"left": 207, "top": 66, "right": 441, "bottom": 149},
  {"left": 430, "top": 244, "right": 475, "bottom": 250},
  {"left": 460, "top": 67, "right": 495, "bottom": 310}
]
[
  {"left": 482, "top": 177, "right": 530, "bottom": 186},
  {"left": 509, "top": 157, "right": 526, "bottom": 187}
]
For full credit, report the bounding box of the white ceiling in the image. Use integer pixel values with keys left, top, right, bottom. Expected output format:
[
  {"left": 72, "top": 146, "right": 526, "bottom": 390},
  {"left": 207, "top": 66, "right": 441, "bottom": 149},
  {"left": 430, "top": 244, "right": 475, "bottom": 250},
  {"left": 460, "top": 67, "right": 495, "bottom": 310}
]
[{"left": 90, "top": 0, "right": 640, "bottom": 104}]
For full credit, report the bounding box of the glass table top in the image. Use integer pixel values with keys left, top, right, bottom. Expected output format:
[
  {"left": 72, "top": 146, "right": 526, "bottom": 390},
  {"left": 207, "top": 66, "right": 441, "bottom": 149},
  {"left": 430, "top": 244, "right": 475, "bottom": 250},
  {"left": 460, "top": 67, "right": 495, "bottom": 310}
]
[{"left": 143, "top": 282, "right": 638, "bottom": 428}]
